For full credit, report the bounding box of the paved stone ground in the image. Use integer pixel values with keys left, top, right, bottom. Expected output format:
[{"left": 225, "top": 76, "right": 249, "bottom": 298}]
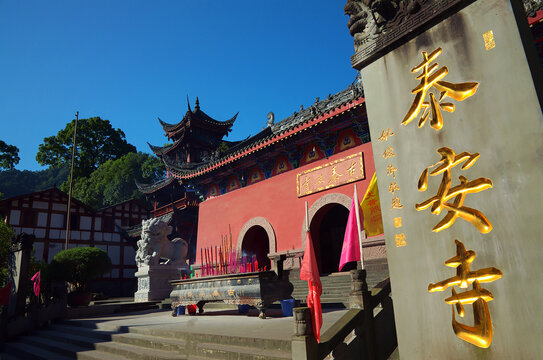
[{"left": 67, "top": 306, "right": 350, "bottom": 341}]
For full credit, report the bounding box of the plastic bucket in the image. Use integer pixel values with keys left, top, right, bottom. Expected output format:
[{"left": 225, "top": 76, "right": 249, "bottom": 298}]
[
  {"left": 187, "top": 305, "right": 197, "bottom": 315},
  {"left": 176, "top": 306, "right": 185, "bottom": 316},
  {"left": 280, "top": 299, "right": 295, "bottom": 317},
  {"left": 238, "top": 304, "right": 250, "bottom": 314}
]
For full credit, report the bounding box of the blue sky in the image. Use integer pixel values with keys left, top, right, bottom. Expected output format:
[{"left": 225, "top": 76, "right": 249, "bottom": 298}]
[{"left": 0, "top": 1, "right": 358, "bottom": 171}]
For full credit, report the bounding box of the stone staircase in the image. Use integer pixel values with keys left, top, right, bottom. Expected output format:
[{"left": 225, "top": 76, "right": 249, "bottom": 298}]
[
  {"left": 286, "top": 258, "right": 390, "bottom": 307},
  {"left": 0, "top": 318, "right": 291, "bottom": 360},
  {"left": 0, "top": 261, "right": 389, "bottom": 360}
]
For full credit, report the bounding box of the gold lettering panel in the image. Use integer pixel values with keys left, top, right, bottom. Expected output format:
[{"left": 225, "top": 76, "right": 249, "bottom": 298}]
[
  {"left": 297, "top": 152, "right": 365, "bottom": 197},
  {"left": 378, "top": 128, "right": 395, "bottom": 142},
  {"left": 483, "top": 31, "right": 495, "bottom": 50},
  {"left": 402, "top": 48, "right": 479, "bottom": 131},
  {"left": 429, "top": 240, "right": 503, "bottom": 348},
  {"left": 416, "top": 147, "right": 493, "bottom": 233}
]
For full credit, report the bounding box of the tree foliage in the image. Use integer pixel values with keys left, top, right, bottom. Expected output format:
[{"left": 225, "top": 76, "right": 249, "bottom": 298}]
[
  {"left": 0, "top": 140, "right": 20, "bottom": 170},
  {"left": 0, "top": 220, "right": 15, "bottom": 286},
  {"left": 0, "top": 166, "right": 69, "bottom": 199},
  {"left": 49, "top": 247, "right": 112, "bottom": 292},
  {"left": 65, "top": 152, "right": 165, "bottom": 209},
  {"left": 36, "top": 117, "right": 136, "bottom": 178}
]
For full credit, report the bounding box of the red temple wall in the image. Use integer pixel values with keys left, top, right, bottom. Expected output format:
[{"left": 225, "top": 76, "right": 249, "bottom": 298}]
[{"left": 196, "top": 142, "right": 376, "bottom": 265}]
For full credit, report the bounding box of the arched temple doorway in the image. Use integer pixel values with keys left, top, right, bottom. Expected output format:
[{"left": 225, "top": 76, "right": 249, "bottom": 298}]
[
  {"left": 237, "top": 217, "right": 275, "bottom": 271},
  {"left": 304, "top": 193, "right": 353, "bottom": 276},
  {"left": 241, "top": 226, "right": 271, "bottom": 270}
]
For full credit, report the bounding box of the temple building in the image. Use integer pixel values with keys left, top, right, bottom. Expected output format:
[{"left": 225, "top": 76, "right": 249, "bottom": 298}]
[{"left": 136, "top": 79, "right": 388, "bottom": 283}]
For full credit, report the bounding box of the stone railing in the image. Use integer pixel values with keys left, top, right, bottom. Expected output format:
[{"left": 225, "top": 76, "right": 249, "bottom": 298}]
[
  {"left": 0, "top": 296, "right": 67, "bottom": 350},
  {"left": 0, "top": 232, "right": 69, "bottom": 350},
  {"left": 292, "top": 269, "right": 396, "bottom": 360}
]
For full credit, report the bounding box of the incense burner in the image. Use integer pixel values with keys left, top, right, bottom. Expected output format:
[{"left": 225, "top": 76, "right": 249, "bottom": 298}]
[{"left": 169, "top": 271, "right": 293, "bottom": 319}]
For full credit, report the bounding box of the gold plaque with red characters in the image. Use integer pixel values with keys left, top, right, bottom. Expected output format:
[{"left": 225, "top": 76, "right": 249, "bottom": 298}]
[{"left": 297, "top": 152, "right": 365, "bottom": 197}]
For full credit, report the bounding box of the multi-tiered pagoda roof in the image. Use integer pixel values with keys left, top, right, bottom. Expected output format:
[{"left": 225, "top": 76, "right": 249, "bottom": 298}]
[{"left": 147, "top": 97, "right": 238, "bottom": 166}]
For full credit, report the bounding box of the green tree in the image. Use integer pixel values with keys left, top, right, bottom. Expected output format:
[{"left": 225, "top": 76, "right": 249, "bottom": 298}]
[
  {"left": 0, "top": 166, "right": 69, "bottom": 199},
  {"left": 49, "top": 247, "right": 112, "bottom": 292},
  {"left": 0, "top": 140, "right": 20, "bottom": 170},
  {"left": 36, "top": 117, "right": 136, "bottom": 178},
  {"left": 0, "top": 220, "right": 15, "bottom": 286},
  {"left": 66, "top": 152, "right": 165, "bottom": 209}
]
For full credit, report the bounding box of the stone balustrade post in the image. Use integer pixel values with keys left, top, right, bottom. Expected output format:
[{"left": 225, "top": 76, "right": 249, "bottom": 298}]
[
  {"left": 8, "top": 233, "right": 35, "bottom": 318},
  {"left": 349, "top": 269, "right": 367, "bottom": 309},
  {"left": 291, "top": 307, "right": 318, "bottom": 359},
  {"left": 350, "top": 269, "right": 378, "bottom": 359}
]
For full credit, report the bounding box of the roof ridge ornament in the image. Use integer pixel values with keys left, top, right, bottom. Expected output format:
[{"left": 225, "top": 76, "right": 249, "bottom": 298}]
[
  {"left": 266, "top": 112, "right": 275, "bottom": 127},
  {"left": 187, "top": 95, "right": 191, "bottom": 113},
  {"left": 195, "top": 97, "right": 200, "bottom": 111}
]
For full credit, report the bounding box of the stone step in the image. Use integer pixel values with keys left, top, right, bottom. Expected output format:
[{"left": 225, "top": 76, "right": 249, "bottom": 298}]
[
  {"left": 18, "top": 334, "right": 90, "bottom": 358},
  {"left": 58, "top": 319, "right": 128, "bottom": 333},
  {"left": 293, "top": 286, "right": 352, "bottom": 293},
  {"left": 76, "top": 349, "right": 131, "bottom": 360},
  {"left": 291, "top": 284, "right": 351, "bottom": 289},
  {"left": 128, "top": 327, "right": 290, "bottom": 352},
  {"left": 291, "top": 287, "right": 351, "bottom": 293},
  {"left": 289, "top": 278, "right": 351, "bottom": 285},
  {"left": 93, "top": 340, "right": 186, "bottom": 360},
  {"left": 291, "top": 295, "right": 350, "bottom": 301},
  {"left": 2, "top": 341, "right": 73, "bottom": 360},
  {"left": 292, "top": 285, "right": 350, "bottom": 290},
  {"left": 195, "top": 341, "right": 290, "bottom": 360},
  {"left": 111, "top": 332, "right": 187, "bottom": 353},
  {"left": 63, "top": 302, "right": 160, "bottom": 320},
  {"left": 0, "top": 353, "right": 20, "bottom": 360},
  {"left": 292, "top": 290, "right": 348, "bottom": 296},
  {"left": 290, "top": 296, "right": 347, "bottom": 302},
  {"left": 51, "top": 323, "right": 122, "bottom": 340},
  {"left": 291, "top": 296, "right": 350, "bottom": 304},
  {"left": 33, "top": 328, "right": 111, "bottom": 349},
  {"left": 290, "top": 283, "right": 351, "bottom": 290}
]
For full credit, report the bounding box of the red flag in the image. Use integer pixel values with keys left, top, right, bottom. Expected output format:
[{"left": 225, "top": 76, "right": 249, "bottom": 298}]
[
  {"left": 300, "top": 230, "right": 323, "bottom": 342},
  {"left": 31, "top": 271, "right": 41, "bottom": 296},
  {"left": 338, "top": 196, "right": 362, "bottom": 271},
  {"left": 0, "top": 282, "right": 12, "bottom": 306}
]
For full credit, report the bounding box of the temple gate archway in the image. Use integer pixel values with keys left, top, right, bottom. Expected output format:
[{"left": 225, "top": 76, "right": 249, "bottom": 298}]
[
  {"left": 302, "top": 193, "right": 352, "bottom": 275},
  {"left": 237, "top": 217, "right": 275, "bottom": 271}
]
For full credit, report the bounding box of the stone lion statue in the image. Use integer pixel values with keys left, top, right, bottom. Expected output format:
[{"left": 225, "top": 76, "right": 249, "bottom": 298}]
[
  {"left": 344, "top": 0, "right": 421, "bottom": 51},
  {"left": 136, "top": 218, "right": 189, "bottom": 268}
]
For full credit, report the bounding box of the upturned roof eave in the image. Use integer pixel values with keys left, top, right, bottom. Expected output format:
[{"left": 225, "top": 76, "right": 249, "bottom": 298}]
[
  {"left": 147, "top": 135, "right": 186, "bottom": 156},
  {"left": 161, "top": 108, "right": 238, "bottom": 138},
  {"left": 166, "top": 111, "right": 237, "bottom": 141},
  {"left": 135, "top": 176, "right": 177, "bottom": 194}
]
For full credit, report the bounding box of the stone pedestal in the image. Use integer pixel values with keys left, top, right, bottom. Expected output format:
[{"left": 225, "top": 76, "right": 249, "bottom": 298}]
[{"left": 134, "top": 264, "right": 187, "bottom": 302}]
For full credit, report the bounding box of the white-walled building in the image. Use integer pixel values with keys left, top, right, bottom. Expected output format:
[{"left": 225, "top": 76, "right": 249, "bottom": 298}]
[{"left": 0, "top": 187, "right": 149, "bottom": 296}]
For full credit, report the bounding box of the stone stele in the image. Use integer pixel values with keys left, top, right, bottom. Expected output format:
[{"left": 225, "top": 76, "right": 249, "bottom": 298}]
[{"left": 360, "top": 0, "right": 543, "bottom": 358}]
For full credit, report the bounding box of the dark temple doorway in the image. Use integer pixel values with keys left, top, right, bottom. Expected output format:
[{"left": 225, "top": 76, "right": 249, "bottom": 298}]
[
  {"left": 310, "top": 203, "right": 351, "bottom": 275},
  {"left": 241, "top": 225, "right": 271, "bottom": 271}
]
